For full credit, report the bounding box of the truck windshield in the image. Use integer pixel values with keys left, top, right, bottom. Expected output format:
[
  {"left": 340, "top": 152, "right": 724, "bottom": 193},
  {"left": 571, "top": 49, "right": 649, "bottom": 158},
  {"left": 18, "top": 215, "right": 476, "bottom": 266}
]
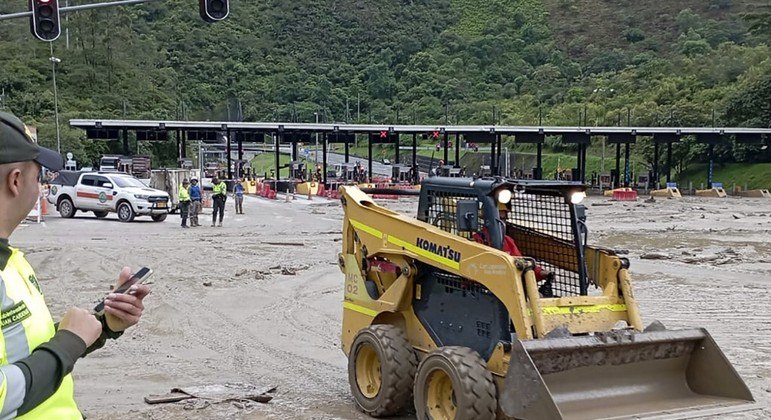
[{"left": 112, "top": 176, "right": 147, "bottom": 188}]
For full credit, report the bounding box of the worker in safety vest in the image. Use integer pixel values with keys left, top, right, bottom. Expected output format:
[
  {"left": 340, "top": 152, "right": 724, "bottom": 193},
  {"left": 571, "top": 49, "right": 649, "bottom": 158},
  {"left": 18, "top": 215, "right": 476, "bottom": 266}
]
[
  {"left": 211, "top": 177, "right": 227, "bottom": 227},
  {"left": 0, "top": 112, "right": 151, "bottom": 418},
  {"left": 178, "top": 179, "right": 191, "bottom": 228}
]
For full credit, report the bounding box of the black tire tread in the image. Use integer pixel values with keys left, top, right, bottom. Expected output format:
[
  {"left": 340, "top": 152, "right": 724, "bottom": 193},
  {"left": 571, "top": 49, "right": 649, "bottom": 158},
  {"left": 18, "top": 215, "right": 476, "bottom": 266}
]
[
  {"left": 415, "top": 346, "right": 497, "bottom": 419},
  {"left": 350, "top": 324, "right": 418, "bottom": 417}
]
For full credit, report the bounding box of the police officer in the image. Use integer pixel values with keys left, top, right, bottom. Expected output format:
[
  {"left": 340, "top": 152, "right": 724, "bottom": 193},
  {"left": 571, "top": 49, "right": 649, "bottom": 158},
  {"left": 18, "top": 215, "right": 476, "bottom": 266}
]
[
  {"left": 211, "top": 177, "right": 227, "bottom": 227},
  {"left": 178, "top": 179, "right": 191, "bottom": 228},
  {"left": 0, "top": 111, "right": 150, "bottom": 418}
]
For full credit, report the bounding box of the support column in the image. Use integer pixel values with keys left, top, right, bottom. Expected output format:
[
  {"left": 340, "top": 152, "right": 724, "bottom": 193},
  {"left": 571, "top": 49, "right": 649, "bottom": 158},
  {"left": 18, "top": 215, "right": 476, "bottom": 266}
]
[
  {"left": 666, "top": 142, "right": 673, "bottom": 183},
  {"left": 181, "top": 130, "right": 187, "bottom": 159},
  {"left": 394, "top": 135, "right": 400, "bottom": 165},
  {"left": 575, "top": 146, "right": 583, "bottom": 182},
  {"left": 322, "top": 133, "right": 328, "bottom": 185},
  {"left": 707, "top": 144, "right": 714, "bottom": 188},
  {"left": 345, "top": 139, "right": 350, "bottom": 163},
  {"left": 291, "top": 139, "right": 297, "bottom": 161},
  {"left": 123, "top": 128, "right": 130, "bottom": 155},
  {"left": 454, "top": 133, "right": 460, "bottom": 167},
  {"left": 624, "top": 142, "right": 631, "bottom": 187},
  {"left": 653, "top": 141, "right": 660, "bottom": 188},
  {"left": 535, "top": 143, "right": 543, "bottom": 180},
  {"left": 496, "top": 134, "right": 503, "bottom": 176},
  {"left": 412, "top": 133, "right": 418, "bottom": 184},
  {"left": 581, "top": 144, "right": 588, "bottom": 183},
  {"left": 226, "top": 130, "right": 232, "bottom": 179},
  {"left": 175, "top": 131, "right": 180, "bottom": 161},
  {"left": 275, "top": 133, "right": 281, "bottom": 180},
  {"left": 490, "top": 136, "right": 497, "bottom": 176},
  {"left": 614, "top": 143, "right": 621, "bottom": 188},
  {"left": 368, "top": 137, "right": 373, "bottom": 182},
  {"left": 443, "top": 132, "right": 449, "bottom": 165}
]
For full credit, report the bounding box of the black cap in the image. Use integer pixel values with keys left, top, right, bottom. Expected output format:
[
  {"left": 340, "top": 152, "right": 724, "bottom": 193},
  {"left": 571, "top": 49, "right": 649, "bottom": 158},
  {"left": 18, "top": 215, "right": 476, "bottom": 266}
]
[{"left": 0, "top": 112, "right": 63, "bottom": 171}]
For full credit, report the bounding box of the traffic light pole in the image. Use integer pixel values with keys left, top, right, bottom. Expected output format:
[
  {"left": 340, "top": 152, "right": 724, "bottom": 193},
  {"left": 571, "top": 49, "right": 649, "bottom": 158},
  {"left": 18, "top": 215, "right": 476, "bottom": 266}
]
[{"left": 1, "top": 0, "right": 165, "bottom": 21}]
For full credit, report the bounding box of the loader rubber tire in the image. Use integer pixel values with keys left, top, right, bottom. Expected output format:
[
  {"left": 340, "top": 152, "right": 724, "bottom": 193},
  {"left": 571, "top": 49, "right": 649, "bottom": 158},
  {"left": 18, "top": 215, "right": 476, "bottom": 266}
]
[
  {"left": 414, "top": 346, "right": 497, "bottom": 420},
  {"left": 348, "top": 325, "right": 417, "bottom": 417}
]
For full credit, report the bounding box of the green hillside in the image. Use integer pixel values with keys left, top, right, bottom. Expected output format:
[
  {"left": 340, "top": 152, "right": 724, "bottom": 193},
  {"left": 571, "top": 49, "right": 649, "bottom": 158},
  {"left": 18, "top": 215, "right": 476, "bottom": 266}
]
[
  {"left": 676, "top": 162, "right": 771, "bottom": 190},
  {"left": 0, "top": 0, "right": 768, "bottom": 170}
]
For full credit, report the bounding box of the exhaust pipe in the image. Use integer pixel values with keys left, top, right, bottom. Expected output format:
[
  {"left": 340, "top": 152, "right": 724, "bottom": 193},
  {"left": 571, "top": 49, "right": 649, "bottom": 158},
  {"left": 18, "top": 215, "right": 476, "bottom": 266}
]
[{"left": 499, "top": 328, "right": 755, "bottom": 420}]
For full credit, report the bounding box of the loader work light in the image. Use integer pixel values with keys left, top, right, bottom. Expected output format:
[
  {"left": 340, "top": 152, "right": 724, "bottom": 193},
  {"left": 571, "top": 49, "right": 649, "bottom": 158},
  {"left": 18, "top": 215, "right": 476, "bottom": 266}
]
[
  {"left": 570, "top": 191, "right": 586, "bottom": 204},
  {"left": 496, "top": 189, "right": 513, "bottom": 204},
  {"left": 30, "top": 0, "right": 61, "bottom": 41}
]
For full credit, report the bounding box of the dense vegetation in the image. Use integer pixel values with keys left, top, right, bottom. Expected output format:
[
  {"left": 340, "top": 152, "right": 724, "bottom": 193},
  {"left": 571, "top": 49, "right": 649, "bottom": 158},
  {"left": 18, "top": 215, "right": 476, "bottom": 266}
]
[{"left": 0, "top": 0, "right": 768, "bottom": 181}]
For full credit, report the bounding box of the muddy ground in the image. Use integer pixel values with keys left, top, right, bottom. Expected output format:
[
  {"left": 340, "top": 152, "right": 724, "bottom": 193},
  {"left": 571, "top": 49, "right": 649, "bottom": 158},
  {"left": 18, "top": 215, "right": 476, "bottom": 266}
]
[{"left": 10, "top": 193, "right": 771, "bottom": 419}]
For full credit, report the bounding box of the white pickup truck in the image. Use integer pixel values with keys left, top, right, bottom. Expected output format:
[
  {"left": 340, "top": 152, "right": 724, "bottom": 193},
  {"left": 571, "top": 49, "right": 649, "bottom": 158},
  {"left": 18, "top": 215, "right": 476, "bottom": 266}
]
[{"left": 48, "top": 171, "right": 170, "bottom": 222}]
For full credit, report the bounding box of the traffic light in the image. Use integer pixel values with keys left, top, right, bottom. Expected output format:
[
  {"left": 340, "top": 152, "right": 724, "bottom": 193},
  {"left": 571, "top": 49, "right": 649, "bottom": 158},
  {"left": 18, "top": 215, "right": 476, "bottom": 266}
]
[
  {"left": 30, "top": 0, "right": 61, "bottom": 41},
  {"left": 199, "top": 0, "right": 229, "bottom": 22}
]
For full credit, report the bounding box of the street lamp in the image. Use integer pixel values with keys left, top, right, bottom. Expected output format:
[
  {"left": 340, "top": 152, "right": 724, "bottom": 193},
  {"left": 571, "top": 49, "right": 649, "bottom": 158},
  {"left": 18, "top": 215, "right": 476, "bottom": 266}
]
[{"left": 49, "top": 45, "right": 61, "bottom": 154}]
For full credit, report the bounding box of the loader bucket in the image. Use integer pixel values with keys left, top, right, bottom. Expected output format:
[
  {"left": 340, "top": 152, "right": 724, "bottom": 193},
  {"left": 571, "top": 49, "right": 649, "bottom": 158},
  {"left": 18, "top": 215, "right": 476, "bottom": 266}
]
[{"left": 499, "top": 328, "right": 755, "bottom": 420}]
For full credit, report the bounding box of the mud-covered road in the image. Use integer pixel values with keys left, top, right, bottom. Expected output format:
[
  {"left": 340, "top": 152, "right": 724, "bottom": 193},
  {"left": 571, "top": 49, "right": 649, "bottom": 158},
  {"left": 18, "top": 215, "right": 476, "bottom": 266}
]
[{"left": 10, "top": 193, "right": 771, "bottom": 419}]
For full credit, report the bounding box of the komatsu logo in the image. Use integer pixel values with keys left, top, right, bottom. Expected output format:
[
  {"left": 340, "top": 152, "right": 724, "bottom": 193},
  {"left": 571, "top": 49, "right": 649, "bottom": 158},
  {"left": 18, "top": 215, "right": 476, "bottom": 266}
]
[{"left": 416, "top": 238, "right": 461, "bottom": 262}]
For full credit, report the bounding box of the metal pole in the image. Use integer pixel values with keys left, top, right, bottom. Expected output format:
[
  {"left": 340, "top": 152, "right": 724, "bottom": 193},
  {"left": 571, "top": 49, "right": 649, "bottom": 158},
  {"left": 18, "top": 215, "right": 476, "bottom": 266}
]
[
  {"left": 322, "top": 133, "right": 327, "bottom": 185},
  {"left": 394, "top": 134, "right": 400, "bottom": 165},
  {"left": 624, "top": 142, "right": 631, "bottom": 187},
  {"left": 707, "top": 144, "right": 714, "bottom": 188},
  {"left": 615, "top": 143, "right": 621, "bottom": 188},
  {"left": 225, "top": 130, "right": 232, "bottom": 179},
  {"left": 412, "top": 133, "right": 417, "bottom": 183},
  {"left": 535, "top": 143, "right": 543, "bottom": 180},
  {"left": 368, "top": 137, "right": 373, "bottom": 182},
  {"left": 653, "top": 141, "right": 660, "bottom": 188},
  {"left": 666, "top": 142, "right": 673, "bottom": 183},
  {"left": 454, "top": 133, "right": 460, "bottom": 167},
  {"left": 275, "top": 133, "right": 281, "bottom": 180},
  {"left": 443, "top": 132, "right": 449, "bottom": 165},
  {"left": 49, "top": 44, "right": 61, "bottom": 154},
  {"left": 314, "top": 112, "right": 319, "bottom": 165}
]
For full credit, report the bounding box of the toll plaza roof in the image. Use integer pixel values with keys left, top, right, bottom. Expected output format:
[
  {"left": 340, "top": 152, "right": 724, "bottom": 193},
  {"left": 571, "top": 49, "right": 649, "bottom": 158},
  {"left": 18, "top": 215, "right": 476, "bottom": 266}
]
[{"left": 69, "top": 119, "right": 771, "bottom": 138}]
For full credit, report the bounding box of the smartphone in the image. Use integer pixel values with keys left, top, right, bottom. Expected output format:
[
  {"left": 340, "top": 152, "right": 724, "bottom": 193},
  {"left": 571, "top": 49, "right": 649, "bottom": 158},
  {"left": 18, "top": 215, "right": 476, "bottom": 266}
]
[{"left": 93, "top": 267, "right": 153, "bottom": 316}]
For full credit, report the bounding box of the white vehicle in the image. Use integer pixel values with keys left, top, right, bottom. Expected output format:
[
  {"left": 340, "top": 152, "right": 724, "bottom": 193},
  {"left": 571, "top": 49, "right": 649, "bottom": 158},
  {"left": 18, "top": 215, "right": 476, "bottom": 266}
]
[{"left": 48, "top": 171, "right": 170, "bottom": 222}]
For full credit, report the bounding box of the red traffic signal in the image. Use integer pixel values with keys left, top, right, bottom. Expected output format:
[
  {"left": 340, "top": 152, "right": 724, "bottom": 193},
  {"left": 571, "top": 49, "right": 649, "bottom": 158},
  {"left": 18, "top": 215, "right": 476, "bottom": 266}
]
[
  {"left": 199, "top": 0, "right": 229, "bottom": 22},
  {"left": 29, "top": 0, "right": 61, "bottom": 41},
  {"left": 431, "top": 131, "right": 440, "bottom": 139}
]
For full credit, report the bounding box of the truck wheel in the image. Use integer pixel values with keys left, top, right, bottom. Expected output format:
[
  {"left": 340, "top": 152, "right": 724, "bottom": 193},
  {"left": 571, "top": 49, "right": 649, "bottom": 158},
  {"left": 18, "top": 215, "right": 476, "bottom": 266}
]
[
  {"left": 348, "top": 325, "right": 417, "bottom": 417},
  {"left": 117, "top": 202, "right": 135, "bottom": 222},
  {"left": 94, "top": 211, "right": 108, "bottom": 219},
  {"left": 151, "top": 214, "right": 167, "bottom": 222},
  {"left": 58, "top": 198, "right": 75, "bottom": 218},
  {"left": 414, "top": 346, "right": 497, "bottom": 420}
]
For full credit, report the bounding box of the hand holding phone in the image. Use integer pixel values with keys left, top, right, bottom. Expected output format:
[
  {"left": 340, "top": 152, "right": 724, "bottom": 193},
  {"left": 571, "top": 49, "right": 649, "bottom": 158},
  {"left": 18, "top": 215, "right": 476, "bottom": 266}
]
[{"left": 93, "top": 267, "right": 153, "bottom": 316}]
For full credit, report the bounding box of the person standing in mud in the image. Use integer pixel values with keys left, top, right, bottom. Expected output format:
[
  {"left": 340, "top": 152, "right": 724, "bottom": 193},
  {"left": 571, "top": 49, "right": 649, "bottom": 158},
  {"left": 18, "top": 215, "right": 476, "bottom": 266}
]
[
  {"left": 0, "top": 111, "right": 150, "bottom": 417},
  {"left": 233, "top": 178, "right": 245, "bottom": 215},
  {"left": 178, "top": 179, "right": 191, "bottom": 228},
  {"left": 189, "top": 178, "right": 202, "bottom": 227},
  {"left": 211, "top": 177, "right": 227, "bottom": 227}
]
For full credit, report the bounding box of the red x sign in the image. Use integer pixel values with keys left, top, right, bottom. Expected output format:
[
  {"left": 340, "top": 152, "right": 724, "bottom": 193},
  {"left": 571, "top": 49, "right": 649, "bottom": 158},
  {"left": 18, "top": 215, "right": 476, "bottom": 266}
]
[
  {"left": 432, "top": 131, "right": 440, "bottom": 139},
  {"left": 380, "top": 131, "right": 388, "bottom": 138}
]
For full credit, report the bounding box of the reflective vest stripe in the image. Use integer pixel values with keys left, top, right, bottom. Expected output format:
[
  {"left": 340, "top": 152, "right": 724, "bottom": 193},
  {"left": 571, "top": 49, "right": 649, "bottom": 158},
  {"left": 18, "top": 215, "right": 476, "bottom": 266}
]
[
  {"left": 0, "top": 364, "right": 25, "bottom": 418},
  {"left": 213, "top": 183, "right": 226, "bottom": 195},
  {"left": 0, "top": 276, "right": 31, "bottom": 364},
  {"left": 1, "top": 249, "right": 81, "bottom": 419}
]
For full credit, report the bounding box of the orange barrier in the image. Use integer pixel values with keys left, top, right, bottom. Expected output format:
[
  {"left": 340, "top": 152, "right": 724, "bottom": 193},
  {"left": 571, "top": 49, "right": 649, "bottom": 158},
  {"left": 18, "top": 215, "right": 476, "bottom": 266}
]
[{"left": 612, "top": 188, "right": 638, "bottom": 201}]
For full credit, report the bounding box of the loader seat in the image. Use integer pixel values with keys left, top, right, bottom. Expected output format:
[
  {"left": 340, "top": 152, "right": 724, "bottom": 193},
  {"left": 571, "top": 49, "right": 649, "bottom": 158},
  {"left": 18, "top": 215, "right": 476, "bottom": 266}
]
[{"left": 473, "top": 227, "right": 547, "bottom": 281}]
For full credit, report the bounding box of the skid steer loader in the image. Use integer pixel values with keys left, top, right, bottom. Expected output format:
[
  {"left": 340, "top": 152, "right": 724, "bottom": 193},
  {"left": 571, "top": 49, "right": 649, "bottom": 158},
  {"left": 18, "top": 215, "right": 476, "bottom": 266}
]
[{"left": 338, "top": 177, "right": 756, "bottom": 420}]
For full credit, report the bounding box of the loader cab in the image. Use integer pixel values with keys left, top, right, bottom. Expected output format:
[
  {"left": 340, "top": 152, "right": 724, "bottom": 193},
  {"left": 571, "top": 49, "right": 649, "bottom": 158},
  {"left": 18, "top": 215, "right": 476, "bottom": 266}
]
[{"left": 417, "top": 177, "right": 590, "bottom": 296}]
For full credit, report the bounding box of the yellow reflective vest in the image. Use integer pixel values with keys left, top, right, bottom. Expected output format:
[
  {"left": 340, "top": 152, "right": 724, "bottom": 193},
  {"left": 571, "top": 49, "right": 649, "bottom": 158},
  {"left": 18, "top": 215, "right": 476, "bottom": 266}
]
[
  {"left": 212, "top": 182, "right": 227, "bottom": 197},
  {"left": 0, "top": 248, "right": 81, "bottom": 419},
  {"left": 178, "top": 186, "right": 191, "bottom": 202}
]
